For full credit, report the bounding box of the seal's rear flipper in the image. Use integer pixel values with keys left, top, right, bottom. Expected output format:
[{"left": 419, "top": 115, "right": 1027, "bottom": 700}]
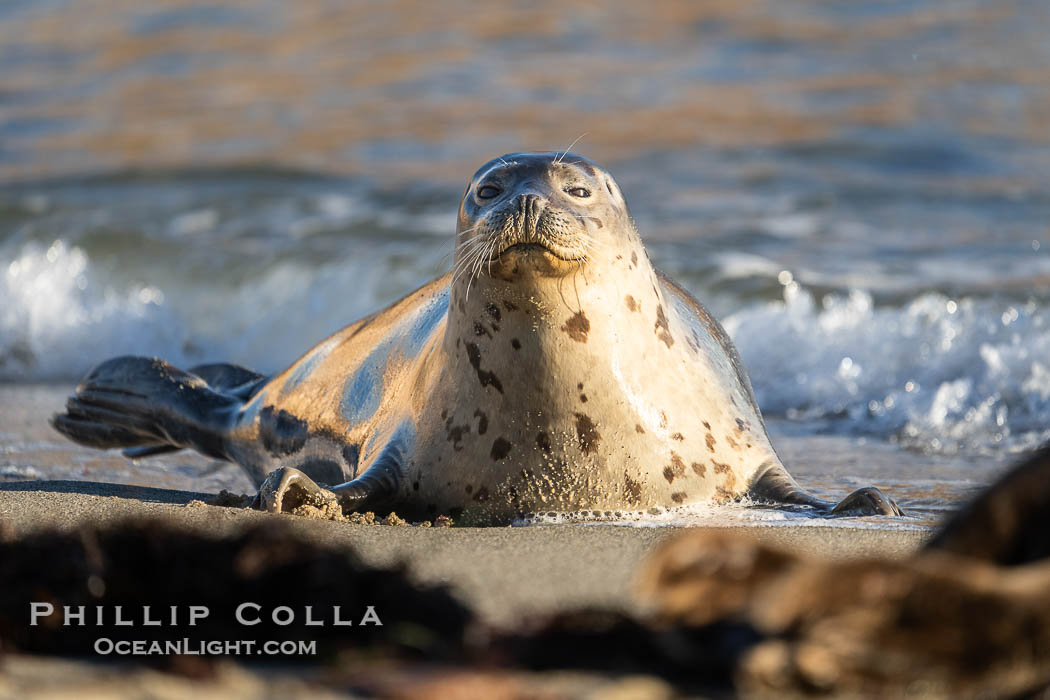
[
  {"left": 52, "top": 356, "right": 241, "bottom": 460},
  {"left": 187, "top": 362, "right": 266, "bottom": 400},
  {"left": 747, "top": 462, "right": 902, "bottom": 517},
  {"left": 122, "top": 444, "right": 182, "bottom": 459}
]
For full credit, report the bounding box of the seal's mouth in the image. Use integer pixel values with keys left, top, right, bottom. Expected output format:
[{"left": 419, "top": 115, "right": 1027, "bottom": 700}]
[{"left": 491, "top": 242, "right": 584, "bottom": 263}]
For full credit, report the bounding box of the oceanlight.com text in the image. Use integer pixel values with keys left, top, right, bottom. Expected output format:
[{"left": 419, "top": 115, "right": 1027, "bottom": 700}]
[{"left": 93, "top": 638, "right": 317, "bottom": 656}]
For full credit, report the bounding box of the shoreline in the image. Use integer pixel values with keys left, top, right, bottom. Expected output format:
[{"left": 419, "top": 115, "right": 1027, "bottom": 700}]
[{"left": 0, "top": 479, "right": 929, "bottom": 628}]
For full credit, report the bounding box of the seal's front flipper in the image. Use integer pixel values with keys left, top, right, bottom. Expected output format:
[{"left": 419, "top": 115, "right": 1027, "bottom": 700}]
[
  {"left": 257, "top": 449, "right": 403, "bottom": 516},
  {"left": 256, "top": 466, "right": 341, "bottom": 514},
  {"left": 747, "top": 462, "right": 902, "bottom": 517},
  {"left": 830, "top": 486, "right": 902, "bottom": 516}
]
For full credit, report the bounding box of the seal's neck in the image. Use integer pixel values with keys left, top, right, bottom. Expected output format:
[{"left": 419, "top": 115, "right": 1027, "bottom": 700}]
[{"left": 440, "top": 249, "right": 688, "bottom": 426}]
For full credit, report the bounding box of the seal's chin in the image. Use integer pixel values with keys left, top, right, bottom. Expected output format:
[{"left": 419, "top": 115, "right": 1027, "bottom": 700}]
[{"left": 487, "top": 242, "right": 584, "bottom": 279}]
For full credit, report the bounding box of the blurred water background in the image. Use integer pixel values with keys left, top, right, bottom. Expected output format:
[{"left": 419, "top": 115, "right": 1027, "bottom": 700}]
[{"left": 2, "top": 1, "right": 1049, "bottom": 521}]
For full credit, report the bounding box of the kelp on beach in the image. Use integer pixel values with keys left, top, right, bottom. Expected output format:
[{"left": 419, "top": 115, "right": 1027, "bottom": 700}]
[{"left": 2, "top": 447, "right": 1050, "bottom": 696}]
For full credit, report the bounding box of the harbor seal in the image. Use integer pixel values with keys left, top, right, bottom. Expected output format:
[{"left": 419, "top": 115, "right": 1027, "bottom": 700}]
[{"left": 52, "top": 152, "right": 900, "bottom": 523}]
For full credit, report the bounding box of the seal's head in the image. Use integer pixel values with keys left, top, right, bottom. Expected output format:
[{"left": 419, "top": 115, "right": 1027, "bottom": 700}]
[{"left": 454, "top": 152, "right": 636, "bottom": 287}]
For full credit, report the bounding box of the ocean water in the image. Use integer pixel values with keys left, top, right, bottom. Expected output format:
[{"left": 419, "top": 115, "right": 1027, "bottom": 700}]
[{"left": 1, "top": 0, "right": 1047, "bottom": 527}]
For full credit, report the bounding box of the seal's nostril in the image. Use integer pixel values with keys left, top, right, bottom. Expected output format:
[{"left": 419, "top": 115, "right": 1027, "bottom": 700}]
[
  {"left": 516, "top": 193, "right": 541, "bottom": 219},
  {"left": 522, "top": 194, "right": 544, "bottom": 218}
]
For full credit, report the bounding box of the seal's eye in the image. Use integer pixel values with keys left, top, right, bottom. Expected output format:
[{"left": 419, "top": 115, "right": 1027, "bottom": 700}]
[
  {"left": 566, "top": 187, "right": 591, "bottom": 198},
  {"left": 477, "top": 185, "right": 501, "bottom": 199}
]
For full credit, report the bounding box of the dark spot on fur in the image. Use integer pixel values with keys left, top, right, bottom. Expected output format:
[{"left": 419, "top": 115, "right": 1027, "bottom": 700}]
[
  {"left": 561, "top": 311, "right": 590, "bottom": 343},
  {"left": 511, "top": 338, "right": 521, "bottom": 350},
  {"left": 671, "top": 492, "right": 687, "bottom": 504},
  {"left": 473, "top": 321, "right": 490, "bottom": 337},
  {"left": 663, "top": 452, "right": 686, "bottom": 483},
  {"left": 503, "top": 300, "right": 518, "bottom": 312},
  {"left": 574, "top": 413, "right": 601, "bottom": 455},
  {"left": 440, "top": 409, "right": 448, "bottom": 419},
  {"left": 342, "top": 444, "right": 360, "bottom": 475},
  {"left": 660, "top": 412, "right": 668, "bottom": 429},
  {"left": 715, "top": 486, "right": 733, "bottom": 503},
  {"left": 723, "top": 471, "right": 737, "bottom": 489},
  {"left": 465, "top": 342, "right": 504, "bottom": 394},
  {"left": 702, "top": 420, "right": 711, "bottom": 430},
  {"left": 258, "top": 406, "right": 308, "bottom": 457},
  {"left": 579, "top": 394, "right": 588, "bottom": 403},
  {"left": 735, "top": 418, "right": 749, "bottom": 434},
  {"left": 577, "top": 382, "right": 584, "bottom": 390},
  {"left": 635, "top": 424, "right": 645, "bottom": 434},
  {"left": 713, "top": 460, "right": 732, "bottom": 474},
  {"left": 631, "top": 251, "right": 638, "bottom": 266},
  {"left": 413, "top": 481, "right": 420, "bottom": 491},
  {"left": 490, "top": 437, "right": 512, "bottom": 461},
  {"left": 654, "top": 304, "right": 674, "bottom": 348},
  {"left": 671, "top": 432, "right": 684, "bottom": 441},
  {"left": 706, "top": 432, "right": 717, "bottom": 452},
  {"left": 473, "top": 409, "right": 488, "bottom": 435},
  {"left": 624, "top": 472, "right": 642, "bottom": 504},
  {"left": 691, "top": 462, "right": 706, "bottom": 477},
  {"left": 465, "top": 484, "right": 473, "bottom": 494},
  {"left": 726, "top": 435, "right": 739, "bottom": 450},
  {"left": 485, "top": 303, "right": 501, "bottom": 322},
  {"left": 446, "top": 423, "right": 470, "bottom": 451},
  {"left": 588, "top": 217, "right": 603, "bottom": 229},
  {"left": 625, "top": 295, "right": 637, "bottom": 312},
  {"left": 473, "top": 486, "right": 490, "bottom": 502},
  {"left": 536, "top": 432, "right": 552, "bottom": 453}
]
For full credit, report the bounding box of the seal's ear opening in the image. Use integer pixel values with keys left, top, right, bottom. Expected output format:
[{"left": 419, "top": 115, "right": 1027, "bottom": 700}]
[{"left": 924, "top": 444, "right": 1050, "bottom": 565}]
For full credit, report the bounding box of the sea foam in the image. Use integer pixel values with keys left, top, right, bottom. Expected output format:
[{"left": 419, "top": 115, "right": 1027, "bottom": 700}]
[{"left": 4, "top": 238, "right": 1049, "bottom": 457}]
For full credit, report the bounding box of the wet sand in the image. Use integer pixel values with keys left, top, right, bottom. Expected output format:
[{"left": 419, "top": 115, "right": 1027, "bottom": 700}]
[{"left": 0, "top": 479, "right": 927, "bottom": 627}]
